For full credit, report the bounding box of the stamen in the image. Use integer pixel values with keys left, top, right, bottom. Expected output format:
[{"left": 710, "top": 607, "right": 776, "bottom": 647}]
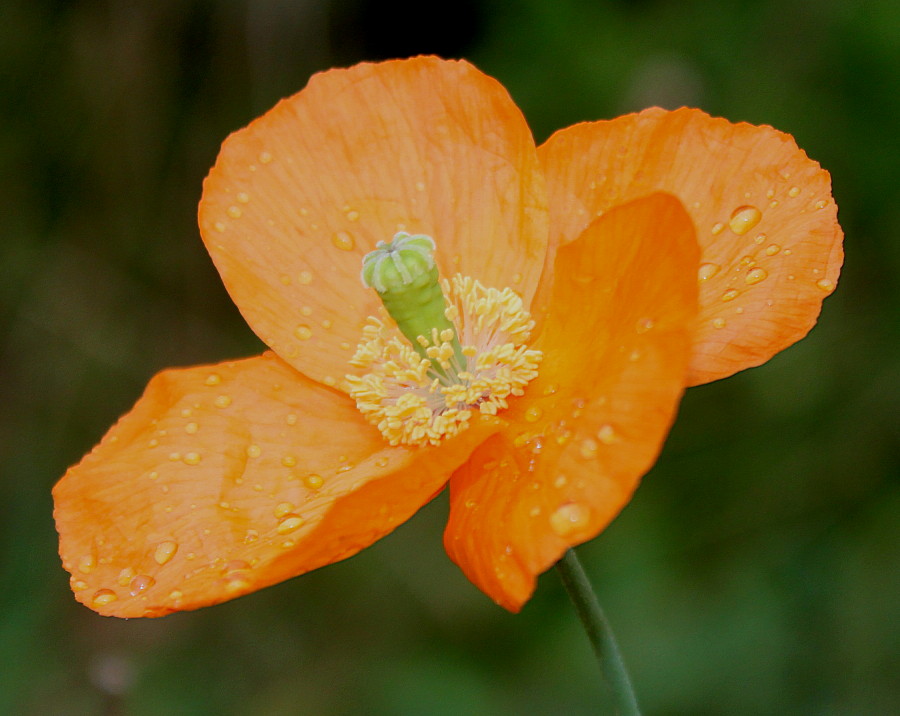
[{"left": 347, "top": 273, "right": 542, "bottom": 446}]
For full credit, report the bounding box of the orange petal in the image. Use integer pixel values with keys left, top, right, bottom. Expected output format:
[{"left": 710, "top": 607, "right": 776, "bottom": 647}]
[
  {"left": 200, "top": 57, "right": 548, "bottom": 389},
  {"left": 444, "top": 193, "right": 699, "bottom": 610},
  {"left": 538, "top": 107, "right": 843, "bottom": 385},
  {"left": 53, "top": 353, "right": 500, "bottom": 617}
]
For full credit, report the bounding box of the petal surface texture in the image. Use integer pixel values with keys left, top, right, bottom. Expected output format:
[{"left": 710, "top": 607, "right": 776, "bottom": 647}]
[
  {"left": 54, "top": 354, "right": 499, "bottom": 617},
  {"left": 444, "top": 193, "right": 700, "bottom": 611},
  {"left": 538, "top": 107, "right": 843, "bottom": 385},
  {"left": 199, "top": 57, "right": 548, "bottom": 389}
]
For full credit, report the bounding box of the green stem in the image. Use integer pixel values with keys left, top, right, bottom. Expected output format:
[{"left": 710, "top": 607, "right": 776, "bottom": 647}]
[{"left": 555, "top": 549, "right": 641, "bottom": 715}]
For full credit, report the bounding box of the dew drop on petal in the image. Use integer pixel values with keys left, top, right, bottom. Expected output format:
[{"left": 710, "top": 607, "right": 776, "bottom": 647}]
[
  {"left": 712, "top": 317, "right": 727, "bottom": 329},
  {"left": 214, "top": 395, "right": 232, "bottom": 408},
  {"left": 247, "top": 444, "right": 261, "bottom": 458},
  {"left": 277, "top": 515, "right": 304, "bottom": 534},
  {"left": 92, "top": 589, "right": 118, "bottom": 607},
  {"left": 154, "top": 540, "right": 178, "bottom": 565},
  {"left": 816, "top": 278, "right": 835, "bottom": 291},
  {"left": 728, "top": 206, "right": 762, "bottom": 235},
  {"left": 788, "top": 186, "right": 801, "bottom": 197},
  {"left": 205, "top": 373, "right": 222, "bottom": 386},
  {"left": 596, "top": 424, "right": 618, "bottom": 445},
  {"left": 745, "top": 268, "right": 768, "bottom": 285},
  {"left": 298, "top": 271, "right": 313, "bottom": 285},
  {"left": 698, "top": 263, "right": 720, "bottom": 281},
  {"left": 765, "top": 244, "right": 781, "bottom": 256},
  {"left": 635, "top": 317, "right": 655, "bottom": 334},
  {"left": 579, "top": 438, "right": 598, "bottom": 459},
  {"left": 259, "top": 151, "right": 273, "bottom": 164},
  {"left": 722, "top": 289, "right": 739, "bottom": 302},
  {"left": 332, "top": 231, "right": 355, "bottom": 251},
  {"left": 274, "top": 502, "right": 295, "bottom": 519},
  {"left": 129, "top": 575, "right": 156, "bottom": 597},
  {"left": 550, "top": 502, "right": 591, "bottom": 537},
  {"left": 294, "top": 325, "right": 312, "bottom": 340},
  {"left": 303, "top": 474, "right": 324, "bottom": 489},
  {"left": 78, "top": 555, "right": 96, "bottom": 574},
  {"left": 226, "top": 206, "right": 242, "bottom": 219},
  {"left": 524, "top": 405, "right": 543, "bottom": 423},
  {"left": 711, "top": 222, "right": 725, "bottom": 235}
]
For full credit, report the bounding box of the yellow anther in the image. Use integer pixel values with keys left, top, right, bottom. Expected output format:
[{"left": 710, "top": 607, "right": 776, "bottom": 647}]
[{"left": 347, "top": 274, "right": 542, "bottom": 446}]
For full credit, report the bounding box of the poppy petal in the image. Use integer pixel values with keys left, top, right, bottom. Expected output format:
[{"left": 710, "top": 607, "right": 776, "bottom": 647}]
[
  {"left": 538, "top": 107, "right": 843, "bottom": 385},
  {"left": 200, "top": 57, "right": 548, "bottom": 390},
  {"left": 54, "top": 353, "right": 500, "bottom": 617},
  {"left": 444, "top": 193, "right": 699, "bottom": 610}
]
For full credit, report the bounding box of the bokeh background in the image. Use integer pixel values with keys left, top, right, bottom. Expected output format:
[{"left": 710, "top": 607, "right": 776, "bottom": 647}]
[{"left": 2, "top": 0, "right": 898, "bottom": 713}]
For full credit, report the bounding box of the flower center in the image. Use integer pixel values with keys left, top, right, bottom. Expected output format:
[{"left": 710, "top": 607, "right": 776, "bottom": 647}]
[{"left": 346, "top": 233, "right": 542, "bottom": 446}]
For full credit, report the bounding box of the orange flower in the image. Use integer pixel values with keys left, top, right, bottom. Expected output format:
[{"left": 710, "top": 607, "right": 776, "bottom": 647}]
[{"left": 53, "top": 57, "right": 842, "bottom": 617}]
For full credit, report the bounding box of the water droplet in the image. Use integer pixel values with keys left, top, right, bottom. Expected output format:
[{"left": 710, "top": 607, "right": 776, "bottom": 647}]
[
  {"left": 554, "top": 475, "right": 568, "bottom": 488},
  {"left": 274, "top": 502, "right": 295, "bottom": 519},
  {"left": 524, "top": 405, "right": 543, "bottom": 423},
  {"left": 698, "top": 263, "right": 721, "bottom": 281},
  {"left": 259, "top": 151, "right": 273, "bottom": 164},
  {"left": 728, "top": 205, "right": 762, "bottom": 235},
  {"left": 227, "top": 206, "right": 242, "bottom": 219},
  {"left": 415, "top": 181, "right": 426, "bottom": 192},
  {"left": 635, "top": 317, "right": 655, "bottom": 334},
  {"left": 542, "top": 383, "right": 559, "bottom": 396},
  {"left": 816, "top": 278, "right": 835, "bottom": 291},
  {"left": 129, "top": 575, "right": 156, "bottom": 597},
  {"left": 579, "top": 438, "right": 598, "bottom": 459},
  {"left": 765, "top": 244, "right": 781, "bottom": 256},
  {"left": 168, "top": 451, "right": 182, "bottom": 461},
  {"left": 214, "top": 395, "right": 232, "bottom": 408},
  {"left": 788, "top": 186, "right": 801, "bottom": 197},
  {"left": 529, "top": 505, "right": 541, "bottom": 517},
  {"left": 294, "top": 325, "right": 312, "bottom": 340},
  {"left": 754, "top": 233, "right": 767, "bottom": 245},
  {"left": 332, "top": 231, "right": 354, "bottom": 251},
  {"left": 71, "top": 579, "right": 88, "bottom": 591},
  {"left": 92, "top": 589, "right": 118, "bottom": 607},
  {"left": 550, "top": 502, "right": 590, "bottom": 537},
  {"left": 78, "top": 555, "right": 96, "bottom": 574},
  {"left": 243, "top": 529, "right": 259, "bottom": 544},
  {"left": 596, "top": 425, "right": 618, "bottom": 444},
  {"left": 298, "top": 270, "right": 313, "bottom": 284},
  {"left": 117, "top": 567, "right": 135, "bottom": 586},
  {"left": 745, "top": 268, "right": 768, "bottom": 285},
  {"left": 346, "top": 210, "right": 360, "bottom": 221},
  {"left": 300, "top": 305, "right": 312, "bottom": 316},
  {"left": 303, "top": 474, "right": 324, "bottom": 489},
  {"left": 246, "top": 444, "right": 261, "bottom": 458},
  {"left": 168, "top": 590, "right": 183, "bottom": 601},
  {"left": 184, "top": 422, "right": 199, "bottom": 435},
  {"left": 815, "top": 199, "right": 828, "bottom": 209},
  {"left": 281, "top": 455, "right": 297, "bottom": 467},
  {"left": 214, "top": 221, "right": 226, "bottom": 233},
  {"left": 205, "top": 373, "right": 222, "bottom": 386},
  {"left": 236, "top": 192, "right": 250, "bottom": 204},
  {"left": 183, "top": 452, "right": 201, "bottom": 466},
  {"left": 711, "top": 222, "right": 725, "bottom": 235},
  {"left": 722, "top": 289, "right": 739, "bottom": 302},
  {"left": 712, "top": 317, "right": 727, "bottom": 329},
  {"left": 277, "top": 514, "right": 304, "bottom": 534},
  {"left": 154, "top": 540, "right": 178, "bottom": 565}
]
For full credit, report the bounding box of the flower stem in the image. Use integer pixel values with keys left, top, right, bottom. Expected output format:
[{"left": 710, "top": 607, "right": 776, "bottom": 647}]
[{"left": 555, "top": 549, "right": 641, "bottom": 715}]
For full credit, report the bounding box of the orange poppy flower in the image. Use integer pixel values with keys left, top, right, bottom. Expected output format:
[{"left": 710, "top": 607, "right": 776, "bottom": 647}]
[{"left": 53, "top": 57, "right": 842, "bottom": 617}]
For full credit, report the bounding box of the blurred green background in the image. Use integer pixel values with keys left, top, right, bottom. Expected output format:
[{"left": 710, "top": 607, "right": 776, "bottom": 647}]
[{"left": 2, "top": 0, "right": 897, "bottom": 713}]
